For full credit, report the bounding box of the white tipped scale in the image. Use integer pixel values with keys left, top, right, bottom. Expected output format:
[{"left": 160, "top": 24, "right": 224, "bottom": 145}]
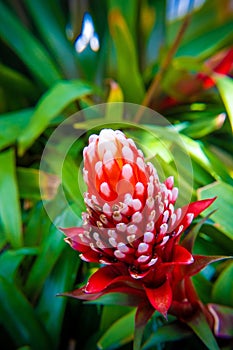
[
  {"left": 149, "top": 210, "right": 156, "bottom": 221},
  {"left": 93, "top": 232, "right": 100, "bottom": 241},
  {"left": 100, "top": 182, "right": 111, "bottom": 197},
  {"left": 83, "top": 169, "right": 88, "bottom": 183},
  {"left": 186, "top": 213, "right": 194, "bottom": 225},
  {"left": 147, "top": 182, "right": 154, "bottom": 197},
  {"left": 165, "top": 176, "right": 174, "bottom": 189},
  {"left": 163, "top": 210, "right": 169, "bottom": 223},
  {"left": 122, "top": 146, "right": 134, "bottom": 162},
  {"left": 138, "top": 242, "right": 149, "bottom": 254},
  {"left": 160, "top": 236, "right": 169, "bottom": 246},
  {"left": 107, "top": 229, "right": 117, "bottom": 238},
  {"left": 87, "top": 142, "right": 95, "bottom": 162},
  {"left": 176, "top": 225, "right": 184, "bottom": 236},
  {"left": 117, "top": 242, "right": 130, "bottom": 253},
  {"left": 143, "top": 231, "right": 154, "bottom": 243},
  {"left": 137, "top": 255, "right": 150, "bottom": 263},
  {"left": 84, "top": 231, "right": 90, "bottom": 239},
  {"left": 146, "top": 221, "right": 154, "bottom": 231},
  {"left": 132, "top": 199, "right": 142, "bottom": 211},
  {"left": 136, "top": 157, "right": 145, "bottom": 171},
  {"left": 132, "top": 212, "right": 142, "bottom": 223},
  {"left": 122, "top": 164, "right": 133, "bottom": 180},
  {"left": 135, "top": 182, "right": 144, "bottom": 195},
  {"left": 159, "top": 202, "right": 164, "bottom": 213},
  {"left": 103, "top": 150, "right": 114, "bottom": 169},
  {"left": 124, "top": 193, "right": 133, "bottom": 205},
  {"left": 116, "top": 223, "right": 127, "bottom": 232},
  {"left": 127, "top": 138, "right": 137, "bottom": 149},
  {"left": 114, "top": 250, "right": 126, "bottom": 259},
  {"left": 89, "top": 134, "right": 98, "bottom": 143},
  {"left": 169, "top": 203, "right": 174, "bottom": 215},
  {"left": 113, "top": 211, "right": 122, "bottom": 221},
  {"left": 160, "top": 183, "right": 168, "bottom": 195},
  {"left": 95, "top": 160, "right": 102, "bottom": 173},
  {"left": 148, "top": 257, "right": 158, "bottom": 266},
  {"left": 127, "top": 234, "right": 136, "bottom": 244},
  {"left": 90, "top": 242, "right": 101, "bottom": 252},
  {"left": 146, "top": 197, "right": 154, "bottom": 209},
  {"left": 100, "top": 214, "right": 108, "bottom": 224},
  {"left": 127, "top": 225, "right": 137, "bottom": 234},
  {"left": 160, "top": 223, "right": 168, "bottom": 235},
  {"left": 96, "top": 240, "right": 105, "bottom": 249},
  {"left": 172, "top": 187, "right": 178, "bottom": 202},
  {"left": 167, "top": 190, "right": 173, "bottom": 202},
  {"left": 79, "top": 234, "right": 89, "bottom": 244},
  {"left": 103, "top": 203, "right": 111, "bottom": 215},
  {"left": 79, "top": 254, "right": 90, "bottom": 262},
  {"left": 109, "top": 237, "right": 117, "bottom": 247},
  {"left": 98, "top": 136, "right": 117, "bottom": 158},
  {"left": 91, "top": 195, "right": 100, "bottom": 205},
  {"left": 169, "top": 213, "right": 177, "bottom": 228}
]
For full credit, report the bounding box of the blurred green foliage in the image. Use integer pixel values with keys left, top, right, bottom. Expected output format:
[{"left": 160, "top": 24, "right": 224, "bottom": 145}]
[{"left": 0, "top": 0, "right": 233, "bottom": 349}]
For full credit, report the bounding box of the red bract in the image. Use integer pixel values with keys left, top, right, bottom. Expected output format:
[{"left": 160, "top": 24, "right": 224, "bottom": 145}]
[{"left": 62, "top": 129, "right": 217, "bottom": 316}]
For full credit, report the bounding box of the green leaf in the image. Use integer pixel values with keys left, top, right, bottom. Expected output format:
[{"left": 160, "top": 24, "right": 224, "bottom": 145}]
[
  {"left": 25, "top": 204, "right": 82, "bottom": 299},
  {"left": 0, "top": 149, "right": 23, "bottom": 248},
  {"left": 24, "top": 226, "right": 66, "bottom": 300},
  {"left": 187, "top": 308, "right": 220, "bottom": 350},
  {"left": 100, "top": 305, "right": 133, "bottom": 333},
  {"left": 0, "top": 276, "right": 52, "bottom": 350},
  {"left": 0, "top": 248, "right": 38, "bottom": 282},
  {"left": 215, "top": 75, "right": 233, "bottom": 131},
  {"left": 108, "top": 9, "right": 145, "bottom": 103},
  {"left": 181, "top": 113, "right": 226, "bottom": 138},
  {"left": 181, "top": 135, "right": 233, "bottom": 185},
  {"left": 192, "top": 274, "right": 212, "bottom": 304},
  {"left": 36, "top": 247, "right": 80, "bottom": 349},
  {"left": 212, "top": 261, "right": 233, "bottom": 307},
  {"left": 23, "top": 0, "right": 78, "bottom": 79},
  {"left": 18, "top": 80, "right": 95, "bottom": 155},
  {"left": 208, "top": 303, "right": 233, "bottom": 337},
  {"left": 0, "top": 63, "right": 38, "bottom": 98},
  {"left": 142, "top": 322, "right": 192, "bottom": 349},
  {"left": 0, "top": 109, "right": 33, "bottom": 150},
  {"left": 197, "top": 181, "right": 233, "bottom": 239},
  {"left": 0, "top": 2, "right": 62, "bottom": 86},
  {"left": 17, "top": 167, "right": 60, "bottom": 200},
  {"left": 97, "top": 309, "right": 136, "bottom": 350}
]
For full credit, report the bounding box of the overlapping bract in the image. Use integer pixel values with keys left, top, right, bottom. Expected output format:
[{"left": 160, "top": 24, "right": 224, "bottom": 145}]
[{"left": 62, "top": 129, "right": 217, "bottom": 318}]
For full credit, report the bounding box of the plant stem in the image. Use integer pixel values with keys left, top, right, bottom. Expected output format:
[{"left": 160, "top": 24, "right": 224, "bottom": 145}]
[{"left": 134, "top": 13, "right": 192, "bottom": 123}]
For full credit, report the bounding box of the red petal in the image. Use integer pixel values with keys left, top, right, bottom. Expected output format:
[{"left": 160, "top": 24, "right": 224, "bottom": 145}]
[
  {"left": 80, "top": 250, "right": 101, "bottom": 263},
  {"left": 180, "top": 198, "right": 216, "bottom": 232},
  {"left": 85, "top": 264, "right": 128, "bottom": 293},
  {"left": 173, "top": 246, "right": 194, "bottom": 265},
  {"left": 181, "top": 255, "right": 230, "bottom": 277},
  {"left": 60, "top": 227, "right": 90, "bottom": 253},
  {"left": 187, "top": 198, "right": 216, "bottom": 218},
  {"left": 144, "top": 279, "right": 172, "bottom": 318}
]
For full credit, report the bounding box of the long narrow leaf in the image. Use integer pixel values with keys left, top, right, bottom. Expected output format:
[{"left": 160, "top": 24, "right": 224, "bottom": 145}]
[
  {"left": 108, "top": 9, "right": 145, "bottom": 103},
  {"left": 0, "top": 2, "right": 62, "bottom": 86},
  {"left": 23, "top": 0, "right": 78, "bottom": 79},
  {"left": 0, "top": 149, "right": 22, "bottom": 248},
  {"left": 36, "top": 247, "right": 80, "bottom": 348},
  {"left": 18, "top": 80, "right": 95, "bottom": 155},
  {"left": 0, "top": 276, "right": 52, "bottom": 350}
]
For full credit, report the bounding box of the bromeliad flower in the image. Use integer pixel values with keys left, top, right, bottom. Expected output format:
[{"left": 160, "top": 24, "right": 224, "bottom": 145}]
[{"left": 61, "top": 129, "right": 227, "bottom": 347}]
